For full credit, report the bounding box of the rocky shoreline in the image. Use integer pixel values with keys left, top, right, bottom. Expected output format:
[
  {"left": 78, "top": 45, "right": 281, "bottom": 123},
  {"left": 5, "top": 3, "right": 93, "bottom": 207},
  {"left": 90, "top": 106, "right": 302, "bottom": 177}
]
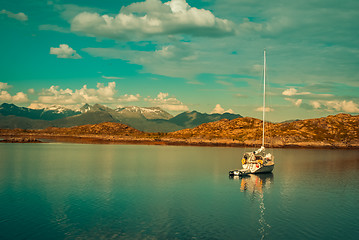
[
  {"left": 0, "top": 137, "right": 43, "bottom": 143},
  {"left": 1, "top": 132, "right": 358, "bottom": 149}
]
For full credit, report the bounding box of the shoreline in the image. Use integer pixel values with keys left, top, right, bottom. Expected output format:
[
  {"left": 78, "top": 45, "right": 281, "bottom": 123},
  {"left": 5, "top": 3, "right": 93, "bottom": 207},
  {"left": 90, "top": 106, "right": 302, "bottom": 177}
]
[{"left": 1, "top": 133, "right": 358, "bottom": 149}]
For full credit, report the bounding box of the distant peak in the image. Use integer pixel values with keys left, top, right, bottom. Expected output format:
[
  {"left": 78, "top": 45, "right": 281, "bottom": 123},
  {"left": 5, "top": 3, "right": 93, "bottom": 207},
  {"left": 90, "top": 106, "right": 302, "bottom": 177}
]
[
  {"left": 92, "top": 103, "right": 104, "bottom": 107},
  {"left": 184, "top": 110, "right": 200, "bottom": 115},
  {"left": 80, "top": 103, "right": 92, "bottom": 113},
  {"left": 0, "top": 103, "right": 17, "bottom": 108}
]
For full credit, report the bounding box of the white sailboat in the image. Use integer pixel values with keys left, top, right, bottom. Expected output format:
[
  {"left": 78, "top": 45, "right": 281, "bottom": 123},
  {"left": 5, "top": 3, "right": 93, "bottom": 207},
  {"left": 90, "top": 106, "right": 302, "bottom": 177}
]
[{"left": 229, "top": 49, "right": 275, "bottom": 176}]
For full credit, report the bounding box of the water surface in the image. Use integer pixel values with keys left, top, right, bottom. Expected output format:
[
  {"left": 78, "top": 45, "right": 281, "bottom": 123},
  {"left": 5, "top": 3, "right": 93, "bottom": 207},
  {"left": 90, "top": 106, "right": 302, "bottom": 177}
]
[{"left": 0, "top": 143, "right": 358, "bottom": 239}]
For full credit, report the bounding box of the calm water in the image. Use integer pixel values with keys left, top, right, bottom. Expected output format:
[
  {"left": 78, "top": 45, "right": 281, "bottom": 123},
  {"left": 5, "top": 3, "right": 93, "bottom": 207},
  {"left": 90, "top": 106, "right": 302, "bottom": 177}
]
[{"left": 0, "top": 143, "right": 358, "bottom": 240}]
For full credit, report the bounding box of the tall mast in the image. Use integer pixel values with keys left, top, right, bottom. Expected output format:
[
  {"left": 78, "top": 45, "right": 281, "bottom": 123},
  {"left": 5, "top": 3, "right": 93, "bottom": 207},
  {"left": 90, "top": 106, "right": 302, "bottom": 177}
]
[{"left": 262, "top": 49, "right": 266, "bottom": 148}]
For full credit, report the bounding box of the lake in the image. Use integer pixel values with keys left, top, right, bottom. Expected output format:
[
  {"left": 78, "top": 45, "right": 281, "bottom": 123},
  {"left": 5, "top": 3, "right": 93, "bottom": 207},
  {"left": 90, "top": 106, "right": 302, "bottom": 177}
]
[{"left": 0, "top": 143, "right": 358, "bottom": 239}]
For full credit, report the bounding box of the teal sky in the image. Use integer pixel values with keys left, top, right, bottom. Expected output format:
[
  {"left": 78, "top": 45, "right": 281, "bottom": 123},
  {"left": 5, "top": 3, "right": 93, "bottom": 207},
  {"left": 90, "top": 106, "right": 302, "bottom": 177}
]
[{"left": 1, "top": 0, "right": 358, "bottom": 122}]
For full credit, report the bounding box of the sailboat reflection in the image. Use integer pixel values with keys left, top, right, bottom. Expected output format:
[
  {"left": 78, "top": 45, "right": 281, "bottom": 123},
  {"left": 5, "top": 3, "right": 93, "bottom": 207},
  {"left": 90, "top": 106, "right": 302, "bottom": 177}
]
[
  {"left": 230, "top": 173, "right": 273, "bottom": 239},
  {"left": 229, "top": 173, "right": 273, "bottom": 193}
]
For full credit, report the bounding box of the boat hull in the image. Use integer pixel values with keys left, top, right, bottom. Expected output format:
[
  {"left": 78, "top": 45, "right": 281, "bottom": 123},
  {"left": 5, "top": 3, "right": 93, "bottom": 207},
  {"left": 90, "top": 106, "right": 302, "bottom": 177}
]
[
  {"left": 242, "top": 162, "right": 274, "bottom": 174},
  {"left": 252, "top": 164, "right": 274, "bottom": 173}
]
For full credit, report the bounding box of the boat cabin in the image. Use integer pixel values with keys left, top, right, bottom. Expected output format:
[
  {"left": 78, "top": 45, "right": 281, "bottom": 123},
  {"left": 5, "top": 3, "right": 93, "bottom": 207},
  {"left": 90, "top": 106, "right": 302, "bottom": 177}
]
[{"left": 242, "top": 147, "right": 273, "bottom": 165}]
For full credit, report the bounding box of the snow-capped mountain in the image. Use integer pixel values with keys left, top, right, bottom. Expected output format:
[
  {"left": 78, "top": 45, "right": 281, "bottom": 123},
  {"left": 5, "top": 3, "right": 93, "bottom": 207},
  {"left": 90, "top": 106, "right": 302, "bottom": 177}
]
[
  {"left": 43, "top": 105, "right": 69, "bottom": 113},
  {"left": 116, "top": 106, "right": 173, "bottom": 120},
  {"left": 79, "top": 103, "right": 92, "bottom": 113},
  {"left": 0, "top": 103, "right": 80, "bottom": 120},
  {"left": 40, "top": 105, "right": 81, "bottom": 120},
  {"left": 0, "top": 103, "right": 242, "bottom": 132}
]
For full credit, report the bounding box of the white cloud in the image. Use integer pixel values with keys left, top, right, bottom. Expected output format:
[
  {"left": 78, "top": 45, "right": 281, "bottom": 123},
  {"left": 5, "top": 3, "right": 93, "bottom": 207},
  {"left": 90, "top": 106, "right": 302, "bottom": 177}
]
[
  {"left": 295, "top": 99, "right": 303, "bottom": 107},
  {"left": 284, "top": 87, "right": 358, "bottom": 113},
  {"left": 71, "top": 0, "right": 236, "bottom": 40},
  {"left": 145, "top": 92, "right": 188, "bottom": 111},
  {"left": 282, "top": 88, "right": 297, "bottom": 96},
  {"left": 39, "top": 24, "right": 70, "bottom": 33},
  {"left": 160, "top": 104, "right": 189, "bottom": 111},
  {"left": 155, "top": 43, "right": 197, "bottom": 61},
  {"left": 294, "top": 99, "right": 303, "bottom": 107},
  {"left": 238, "top": 18, "right": 263, "bottom": 33},
  {"left": 0, "top": 90, "right": 28, "bottom": 103},
  {"left": 0, "top": 82, "right": 28, "bottom": 103},
  {"left": 285, "top": 98, "right": 302, "bottom": 107},
  {"left": 310, "top": 100, "right": 359, "bottom": 113},
  {"left": 50, "top": 44, "right": 82, "bottom": 59},
  {"left": 157, "top": 92, "right": 169, "bottom": 100},
  {"left": 283, "top": 88, "right": 335, "bottom": 109},
  {"left": 255, "top": 106, "right": 274, "bottom": 112},
  {"left": 36, "top": 82, "right": 117, "bottom": 105},
  {"left": 118, "top": 94, "right": 141, "bottom": 102},
  {"left": 82, "top": 35, "right": 247, "bottom": 80},
  {"left": 96, "top": 82, "right": 116, "bottom": 98},
  {"left": 82, "top": 41, "right": 208, "bottom": 79},
  {"left": 12, "top": 92, "right": 28, "bottom": 102},
  {"left": 310, "top": 100, "right": 321, "bottom": 109},
  {"left": 211, "top": 104, "right": 234, "bottom": 114},
  {"left": 156, "top": 46, "right": 177, "bottom": 59},
  {"left": 28, "top": 103, "right": 50, "bottom": 109},
  {"left": 102, "top": 76, "right": 124, "bottom": 80},
  {"left": 52, "top": 3, "right": 102, "bottom": 21},
  {"left": 0, "top": 91, "right": 11, "bottom": 101},
  {"left": 28, "top": 88, "right": 35, "bottom": 94},
  {"left": 282, "top": 88, "right": 310, "bottom": 96},
  {"left": 0, "top": 82, "right": 11, "bottom": 90},
  {"left": 339, "top": 101, "right": 359, "bottom": 113},
  {"left": 0, "top": 9, "right": 28, "bottom": 21},
  {"left": 33, "top": 82, "right": 141, "bottom": 106},
  {"left": 83, "top": 41, "right": 197, "bottom": 74}
]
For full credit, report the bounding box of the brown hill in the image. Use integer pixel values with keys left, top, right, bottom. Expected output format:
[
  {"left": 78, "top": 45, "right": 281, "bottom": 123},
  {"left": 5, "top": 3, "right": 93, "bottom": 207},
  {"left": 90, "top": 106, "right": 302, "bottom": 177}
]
[
  {"left": 168, "top": 114, "right": 359, "bottom": 147},
  {"left": 274, "top": 113, "right": 359, "bottom": 144},
  {"left": 40, "top": 122, "right": 143, "bottom": 136},
  {"left": 168, "top": 117, "right": 266, "bottom": 140}
]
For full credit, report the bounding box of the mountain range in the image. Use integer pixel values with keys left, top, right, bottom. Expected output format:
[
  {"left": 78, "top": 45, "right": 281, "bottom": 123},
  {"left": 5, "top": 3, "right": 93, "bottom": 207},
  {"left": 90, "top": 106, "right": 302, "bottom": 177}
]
[{"left": 0, "top": 103, "right": 242, "bottom": 132}]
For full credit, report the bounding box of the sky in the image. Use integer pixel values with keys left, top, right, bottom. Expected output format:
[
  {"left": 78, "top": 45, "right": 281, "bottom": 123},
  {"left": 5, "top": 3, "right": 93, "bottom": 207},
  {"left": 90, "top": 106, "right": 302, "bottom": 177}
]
[{"left": 0, "top": 0, "right": 358, "bottom": 122}]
